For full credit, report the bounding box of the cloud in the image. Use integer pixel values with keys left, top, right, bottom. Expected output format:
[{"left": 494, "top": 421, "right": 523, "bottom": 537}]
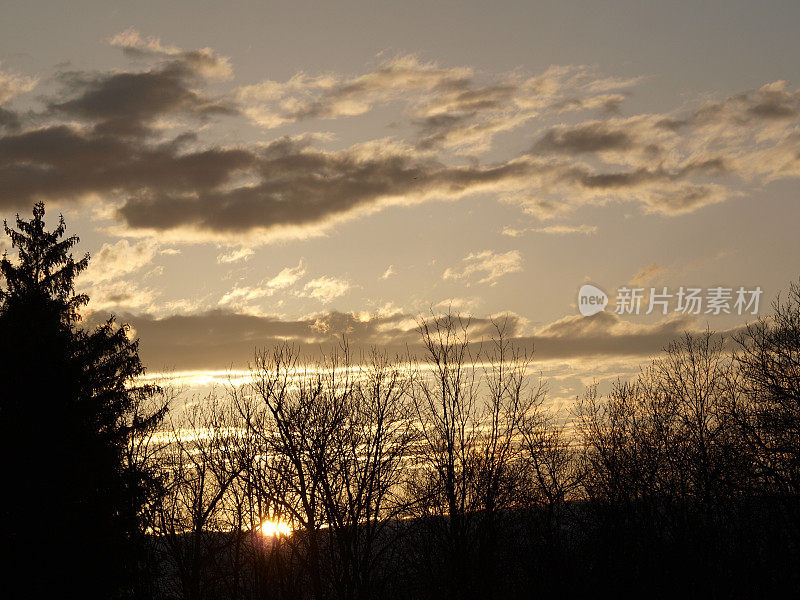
[
  {"left": 528, "top": 311, "right": 739, "bottom": 360},
  {"left": 267, "top": 260, "right": 307, "bottom": 289},
  {"left": 114, "top": 140, "right": 539, "bottom": 240},
  {"left": 502, "top": 224, "right": 597, "bottom": 236},
  {"left": 238, "top": 54, "right": 471, "bottom": 127},
  {"left": 83, "top": 308, "right": 506, "bottom": 370},
  {"left": 630, "top": 262, "right": 666, "bottom": 286},
  {"left": 415, "top": 111, "right": 534, "bottom": 153},
  {"left": 301, "top": 276, "right": 351, "bottom": 303},
  {"left": 678, "top": 80, "right": 800, "bottom": 129},
  {"left": 432, "top": 297, "right": 483, "bottom": 313},
  {"left": 3, "top": 38, "right": 800, "bottom": 243},
  {"left": 239, "top": 60, "right": 639, "bottom": 154},
  {"left": 381, "top": 265, "right": 396, "bottom": 279},
  {"left": 217, "top": 260, "right": 308, "bottom": 309},
  {"left": 0, "top": 62, "right": 37, "bottom": 105},
  {"left": 49, "top": 60, "right": 236, "bottom": 138},
  {"left": 217, "top": 285, "right": 271, "bottom": 310},
  {"left": 216, "top": 247, "right": 254, "bottom": 263},
  {"left": 411, "top": 66, "right": 638, "bottom": 153},
  {"left": 443, "top": 249, "right": 523, "bottom": 285},
  {"left": 517, "top": 100, "right": 800, "bottom": 215},
  {"left": 84, "top": 281, "right": 156, "bottom": 312},
  {"left": 81, "top": 239, "right": 157, "bottom": 283},
  {"left": 550, "top": 93, "right": 627, "bottom": 114},
  {"left": 77, "top": 237, "right": 160, "bottom": 313},
  {"left": 84, "top": 307, "right": 740, "bottom": 372},
  {"left": 108, "top": 28, "right": 234, "bottom": 80}
]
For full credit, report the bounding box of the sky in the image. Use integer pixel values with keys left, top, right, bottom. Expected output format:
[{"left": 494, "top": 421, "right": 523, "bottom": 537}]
[{"left": 1, "top": 1, "right": 799, "bottom": 405}]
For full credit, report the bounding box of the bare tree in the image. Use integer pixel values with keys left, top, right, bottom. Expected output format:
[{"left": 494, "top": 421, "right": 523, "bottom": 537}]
[
  {"left": 473, "top": 319, "right": 541, "bottom": 590},
  {"left": 234, "top": 342, "right": 418, "bottom": 600},
  {"left": 518, "top": 393, "right": 579, "bottom": 548},
  {"left": 407, "top": 312, "right": 480, "bottom": 597},
  {"left": 734, "top": 281, "right": 800, "bottom": 498},
  {"left": 151, "top": 393, "right": 246, "bottom": 600},
  {"left": 315, "top": 348, "right": 417, "bottom": 600},
  {"left": 575, "top": 380, "right": 640, "bottom": 506},
  {"left": 652, "top": 333, "right": 744, "bottom": 506},
  {"left": 124, "top": 380, "right": 174, "bottom": 598},
  {"left": 131, "top": 282, "right": 800, "bottom": 598},
  {"left": 408, "top": 313, "right": 539, "bottom": 598},
  {"left": 732, "top": 281, "right": 800, "bottom": 551},
  {"left": 577, "top": 332, "right": 743, "bottom": 507}
]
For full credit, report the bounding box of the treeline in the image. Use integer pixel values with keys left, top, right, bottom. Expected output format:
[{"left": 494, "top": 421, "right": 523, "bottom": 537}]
[
  {"left": 2, "top": 205, "right": 798, "bottom": 599},
  {"left": 138, "top": 284, "right": 800, "bottom": 599}
]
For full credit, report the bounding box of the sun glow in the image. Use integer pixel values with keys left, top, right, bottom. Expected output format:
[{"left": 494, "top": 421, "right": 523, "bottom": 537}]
[{"left": 259, "top": 519, "right": 292, "bottom": 537}]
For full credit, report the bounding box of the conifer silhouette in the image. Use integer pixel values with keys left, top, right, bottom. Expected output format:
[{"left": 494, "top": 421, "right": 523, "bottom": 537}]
[{"left": 0, "top": 202, "right": 166, "bottom": 599}]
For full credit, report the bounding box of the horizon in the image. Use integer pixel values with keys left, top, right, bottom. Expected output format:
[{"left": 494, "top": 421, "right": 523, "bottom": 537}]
[{"left": 2, "top": 0, "right": 799, "bottom": 406}]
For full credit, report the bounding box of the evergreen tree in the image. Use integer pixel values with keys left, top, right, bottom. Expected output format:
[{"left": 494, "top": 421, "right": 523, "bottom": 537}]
[{"left": 0, "top": 202, "right": 167, "bottom": 598}]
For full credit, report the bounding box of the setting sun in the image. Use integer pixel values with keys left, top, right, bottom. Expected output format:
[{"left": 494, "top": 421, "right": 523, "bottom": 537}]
[{"left": 259, "top": 519, "right": 292, "bottom": 537}]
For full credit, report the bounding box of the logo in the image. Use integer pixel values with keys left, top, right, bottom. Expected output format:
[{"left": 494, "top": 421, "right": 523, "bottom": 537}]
[
  {"left": 575, "top": 284, "right": 762, "bottom": 317},
  {"left": 578, "top": 284, "right": 608, "bottom": 316}
]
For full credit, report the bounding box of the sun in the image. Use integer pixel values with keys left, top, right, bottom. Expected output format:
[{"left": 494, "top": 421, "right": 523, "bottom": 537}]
[{"left": 259, "top": 519, "right": 292, "bottom": 537}]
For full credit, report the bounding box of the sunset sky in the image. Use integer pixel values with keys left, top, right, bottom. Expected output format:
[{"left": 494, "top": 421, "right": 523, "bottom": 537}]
[{"left": 2, "top": 1, "right": 799, "bottom": 405}]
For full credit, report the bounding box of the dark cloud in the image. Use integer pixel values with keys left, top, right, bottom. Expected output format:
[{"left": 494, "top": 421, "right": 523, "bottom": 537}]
[
  {"left": 570, "top": 159, "right": 729, "bottom": 189},
  {"left": 530, "top": 311, "right": 744, "bottom": 360},
  {"left": 85, "top": 308, "right": 527, "bottom": 370},
  {"left": 49, "top": 60, "right": 237, "bottom": 138},
  {"left": 1, "top": 39, "right": 799, "bottom": 238},
  {"left": 0, "top": 107, "right": 535, "bottom": 231},
  {"left": 420, "top": 83, "right": 519, "bottom": 115},
  {"left": 0, "top": 107, "right": 20, "bottom": 132},
  {"left": 116, "top": 148, "right": 536, "bottom": 234},
  {"left": 532, "top": 121, "right": 638, "bottom": 155},
  {"left": 524, "top": 156, "right": 729, "bottom": 216},
  {"left": 0, "top": 126, "right": 253, "bottom": 209},
  {"left": 82, "top": 308, "right": 730, "bottom": 371},
  {"left": 414, "top": 112, "right": 476, "bottom": 149},
  {"left": 663, "top": 81, "right": 800, "bottom": 130},
  {"left": 551, "top": 93, "right": 627, "bottom": 114},
  {"left": 83, "top": 309, "right": 425, "bottom": 370}
]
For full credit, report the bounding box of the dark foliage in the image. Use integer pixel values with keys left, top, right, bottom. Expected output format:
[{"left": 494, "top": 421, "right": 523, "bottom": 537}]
[{"left": 0, "top": 203, "right": 166, "bottom": 599}]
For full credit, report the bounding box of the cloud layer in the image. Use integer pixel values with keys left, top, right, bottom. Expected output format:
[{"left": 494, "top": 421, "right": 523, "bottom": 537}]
[
  {"left": 3, "top": 33, "right": 799, "bottom": 246},
  {"left": 86, "top": 307, "right": 735, "bottom": 372}
]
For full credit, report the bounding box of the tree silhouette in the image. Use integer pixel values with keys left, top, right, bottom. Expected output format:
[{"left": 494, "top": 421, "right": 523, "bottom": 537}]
[
  {"left": 4, "top": 205, "right": 798, "bottom": 598},
  {"left": 0, "top": 202, "right": 167, "bottom": 599},
  {"left": 734, "top": 280, "right": 800, "bottom": 545}
]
